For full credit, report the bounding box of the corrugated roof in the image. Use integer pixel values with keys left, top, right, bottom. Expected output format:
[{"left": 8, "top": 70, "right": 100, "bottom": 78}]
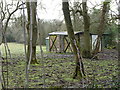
[
  {"left": 49, "top": 31, "right": 109, "bottom": 36},
  {"left": 49, "top": 31, "right": 83, "bottom": 36},
  {"left": 46, "top": 37, "right": 49, "bottom": 39}
]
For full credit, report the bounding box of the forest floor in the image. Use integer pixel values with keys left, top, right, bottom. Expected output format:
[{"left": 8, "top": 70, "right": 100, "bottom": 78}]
[
  {"left": 44, "top": 48, "right": 118, "bottom": 60},
  {"left": 0, "top": 43, "right": 119, "bottom": 88}
]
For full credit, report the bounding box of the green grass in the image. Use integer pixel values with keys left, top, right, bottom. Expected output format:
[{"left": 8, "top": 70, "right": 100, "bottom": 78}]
[{"left": 0, "top": 43, "right": 46, "bottom": 56}]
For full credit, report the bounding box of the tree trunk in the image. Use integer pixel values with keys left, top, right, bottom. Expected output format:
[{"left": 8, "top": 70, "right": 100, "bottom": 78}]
[
  {"left": 62, "top": 0, "right": 85, "bottom": 79},
  {"left": 26, "top": 2, "right": 38, "bottom": 64},
  {"left": 73, "top": 2, "right": 80, "bottom": 31},
  {"left": 92, "top": 2, "right": 109, "bottom": 56},
  {"left": 118, "top": 0, "right": 120, "bottom": 83},
  {"left": 26, "top": 2, "right": 30, "bottom": 64},
  {"left": 82, "top": 1, "right": 91, "bottom": 58},
  {"left": 0, "top": 19, "right": 4, "bottom": 89},
  {"left": 31, "top": 2, "right": 38, "bottom": 64},
  {"left": 0, "top": 20, "right": 2, "bottom": 45}
]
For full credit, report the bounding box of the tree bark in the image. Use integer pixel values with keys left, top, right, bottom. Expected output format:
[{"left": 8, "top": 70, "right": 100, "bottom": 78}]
[
  {"left": 26, "top": 2, "right": 38, "bottom": 64},
  {"left": 31, "top": 2, "right": 38, "bottom": 64},
  {"left": 118, "top": 0, "right": 120, "bottom": 83},
  {"left": 26, "top": 2, "right": 30, "bottom": 64},
  {"left": 0, "top": 20, "right": 2, "bottom": 45},
  {"left": 0, "top": 19, "right": 4, "bottom": 89},
  {"left": 82, "top": 1, "right": 91, "bottom": 58},
  {"left": 92, "top": 2, "right": 109, "bottom": 56},
  {"left": 62, "top": 0, "right": 85, "bottom": 79}
]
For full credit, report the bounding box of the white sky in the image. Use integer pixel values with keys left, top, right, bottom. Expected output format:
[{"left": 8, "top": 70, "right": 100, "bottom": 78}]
[
  {"left": 1, "top": 0, "right": 119, "bottom": 20},
  {"left": 37, "top": 0, "right": 63, "bottom": 20},
  {"left": 37, "top": 0, "right": 118, "bottom": 20}
]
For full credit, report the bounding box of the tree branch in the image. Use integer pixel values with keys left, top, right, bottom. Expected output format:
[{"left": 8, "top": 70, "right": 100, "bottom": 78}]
[{"left": 3, "top": 2, "right": 25, "bottom": 34}]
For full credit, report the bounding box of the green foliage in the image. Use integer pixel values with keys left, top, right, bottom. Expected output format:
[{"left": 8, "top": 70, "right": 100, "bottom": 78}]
[
  {"left": 106, "top": 45, "right": 116, "bottom": 49},
  {"left": 37, "top": 19, "right": 65, "bottom": 45},
  {"left": 104, "top": 23, "right": 118, "bottom": 48},
  {"left": 111, "top": 76, "right": 120, "bottom": 88},
  {"left": 90, "top": 6, "right": 118, "bottom": 49},
  {"left": 7, "top": 16, "right": 65, "bottom": 45},
  {"left": 103, "top": 1, "right": 110, "bottom": 5},
  {"left": 6, "top": 34, "right": 16, "bottom": 42},
  {"left": 89, "top": 9, "right": 101, "bottom": 34}
]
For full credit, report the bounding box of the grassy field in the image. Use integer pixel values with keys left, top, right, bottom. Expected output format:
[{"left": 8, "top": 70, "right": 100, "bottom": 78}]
[
  {"left": 0, "top": 43, "right": 119, "bottom": 88},
  {"left": 0, "top": 43, "right": 46, "bottom": 56}
]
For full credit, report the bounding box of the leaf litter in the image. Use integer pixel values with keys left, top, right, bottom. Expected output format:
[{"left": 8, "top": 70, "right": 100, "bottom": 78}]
[{"left": 2, "top": 49, "right": 119, "bottom": 88}]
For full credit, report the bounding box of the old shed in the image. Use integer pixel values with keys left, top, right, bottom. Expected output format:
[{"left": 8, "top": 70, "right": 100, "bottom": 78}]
[{"left": 46, "top": 31, "right": 108, "bottom": 53}]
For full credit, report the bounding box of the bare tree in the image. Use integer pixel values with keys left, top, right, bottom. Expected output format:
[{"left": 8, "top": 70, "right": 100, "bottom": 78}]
[
  {"left": 0, "top": 19, "right": 4, "bottom": 89},
  {"left": 38, "top": 18, "right": 46, "bottom": 88},
  {"left": 1, "top": 1, "right": 25, "bottom": 42},
  {"left": 82, "top": 0, "right": 91, "bottom": 58},
  {"left": 92, "top": 1, "right": 110, "bottom": 56},
  {"left": 26, "top": 1, "right": 38, "bottom": 64},
  {"left": 118, "top": 0, "right": 120, "bottom": 83},
  {"left": 71, "top": 0, "right": 91, "bottom": 58},
  {"left": 62, "top": 0, "right": 85, "bottom": 79},
  {"left": 0, "top": 1, "right": 25, "bottom": 88}
]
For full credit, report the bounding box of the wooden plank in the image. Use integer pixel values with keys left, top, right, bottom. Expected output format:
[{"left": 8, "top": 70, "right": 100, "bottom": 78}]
[
  {"left": 49, "top": 35, "right": 57, "bottom": 52},
  {"left": 64, "top": 37, "right": 72, "bottom": 52},
  {"left": 59, "top": 35, "right": 64, "bottom": 53},
  {"left": 64, "top": 42, "right": 70, "bottom": 52}
]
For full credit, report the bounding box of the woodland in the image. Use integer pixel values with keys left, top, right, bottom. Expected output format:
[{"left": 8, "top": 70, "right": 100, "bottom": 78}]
[{"left": 0, "top": 0, "right": 119, "bottom": 89}]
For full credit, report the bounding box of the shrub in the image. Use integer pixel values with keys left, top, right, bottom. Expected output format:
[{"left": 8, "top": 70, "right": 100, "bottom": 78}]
[{"left": 6, "top": 34, "right": 16, "bottom": 42}]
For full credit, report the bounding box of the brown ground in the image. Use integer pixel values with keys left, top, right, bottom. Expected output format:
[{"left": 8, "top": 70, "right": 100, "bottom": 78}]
[
  {"left": 44, "top": 49, "right": 118, "bottom": 60},
  {"left": 97, "top": 49, "right": 118, "bottom": 60}
]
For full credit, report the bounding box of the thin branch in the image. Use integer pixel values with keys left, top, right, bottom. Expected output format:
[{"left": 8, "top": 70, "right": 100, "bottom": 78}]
[
  {"left": 3, "top": 2, "right": 25, "bottom": 34},
  {"left": 22, "top": 2, "right": 29, "bottom": 88},
  {"left": 110, "top": 10, "right": 118, "bottom": 16},
  {"left": 115, "top": 0, "right": 119, "bottom": 6},
  {"left": 0, "top": 2, "right": 6, "bottom": 21}
]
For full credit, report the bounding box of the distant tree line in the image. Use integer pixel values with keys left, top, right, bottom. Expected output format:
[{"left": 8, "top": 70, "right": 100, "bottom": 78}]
[
  {"left": 5, "top": 6, "right": 118, "bottom": 48},
  {"left": 0, "top": 1, "right": 118, "bottom": 54},
  {"left": 5, "top": 17, "right": 66, "bottom": 45}
]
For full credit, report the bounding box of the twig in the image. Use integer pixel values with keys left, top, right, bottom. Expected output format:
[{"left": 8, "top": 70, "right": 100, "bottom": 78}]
[
  {"left": 22, "top": 2, "right": 29, "bottom": 88},
  {"left": 38, "top": 18, "right": 46, "bottom": 88},
  {"left": 2, "top": 1, "right": 25, "bottom": 38}
]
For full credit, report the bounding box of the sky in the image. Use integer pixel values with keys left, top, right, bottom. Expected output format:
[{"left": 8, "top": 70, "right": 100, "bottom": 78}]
[
  {"left": 37, "top": 0, "right": 63, "bottom": 20},
  {"left": 37, "top": 0, "right": 118, "bottom": 20},
  {"left": 1, "top": 0, "right": 119, "bottom": 20}
]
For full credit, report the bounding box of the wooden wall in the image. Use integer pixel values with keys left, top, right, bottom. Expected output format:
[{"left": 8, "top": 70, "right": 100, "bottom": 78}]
[{"left": 49, "top": 33, "right": 103, "bottom": 53}]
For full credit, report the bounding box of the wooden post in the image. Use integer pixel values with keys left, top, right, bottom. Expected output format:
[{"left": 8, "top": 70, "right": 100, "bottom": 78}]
[
  {"left": 59, "top": 35, "right": 64, "bottom": 53},
  {"left": 49, "top": 36, "right": 51, "bottom": 52},
  {"left": 49, "top": 35, "right": 57, "bottom": 52},
  {"left": 64, "top": 36, "right": 72, "bottom": 52}
]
